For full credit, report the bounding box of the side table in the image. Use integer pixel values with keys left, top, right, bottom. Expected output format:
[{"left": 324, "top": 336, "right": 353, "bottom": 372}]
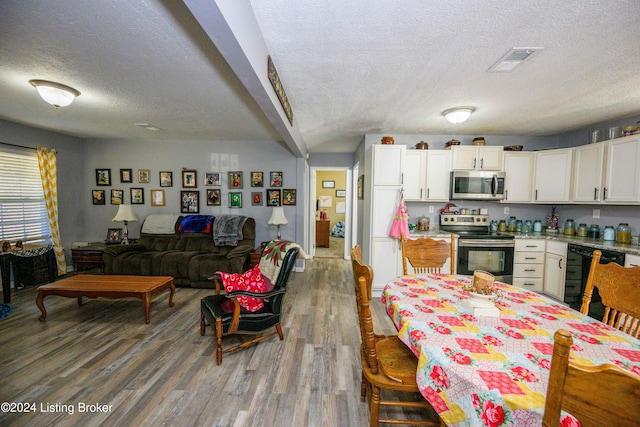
[
  {"left": 249, "top": 249, "right": 263, "bottom": 268},
  {"left": 72, "top": 243, "right": 107, "bottom": 274}
]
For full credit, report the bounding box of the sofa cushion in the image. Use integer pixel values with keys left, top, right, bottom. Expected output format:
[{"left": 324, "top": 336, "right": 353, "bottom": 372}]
[{"left": 178, "top": 215, "right": 214, "bottom": 233}]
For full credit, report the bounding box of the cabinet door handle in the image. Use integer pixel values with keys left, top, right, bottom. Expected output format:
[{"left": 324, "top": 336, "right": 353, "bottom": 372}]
[
  {"left": 524, "top": 283, "right": 536, "bottom": 286},
  {"left": 594, "top": 187, "right": 598, "bottom": 201},
  {"left": 505, "top": 189, "right": 508, "bottom": 200},
  {"left": 603, "top": 187, "right": 607, "bottom": 200},
  {"left": 558, "top": 259, "right": 563, "bottom": 269},
  {"left": 524, "top": 256, "right": 537, "bottom": 260},
  {"left": 480, "top": 158, "right": 484, "bottom": 169},
  {"left": 473, "top": 158, "right": 477, "bottom": 169},
  {"left": 535, "top": 189, "right": 538, "bottom": 201},
  {"left": 427, "top": 188, "right": 430, "bottom": 198},
  {"left": 401, "top": 173, "right": 404, "bottom": 184},
  {"left": 524, "top": 268, "right": 537, "bottom": 272},
  {"left": 525, "top": 245, "right": 537, "bottom": 247}
]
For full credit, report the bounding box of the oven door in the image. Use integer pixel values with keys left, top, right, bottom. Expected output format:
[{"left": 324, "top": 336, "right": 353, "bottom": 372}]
[{"left": 457, "top": 239, "right": 515, "bottom": 284}]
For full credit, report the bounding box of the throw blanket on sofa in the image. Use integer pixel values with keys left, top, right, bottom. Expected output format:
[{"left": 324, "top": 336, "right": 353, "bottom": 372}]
[
  {"left": 259, "top": 240, "right": 306, "bottom": 284},
  {"left": 141, "top": 214, "right": 181, "bottom": 234},
  {"left": 179, "top": 215, "right": 214, "bottom": 233},
  {"left": 213, "top": 215, "right": 247, "bottom": 246}
]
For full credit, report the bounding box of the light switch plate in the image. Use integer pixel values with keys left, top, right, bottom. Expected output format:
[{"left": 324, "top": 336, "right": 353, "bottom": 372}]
[
  {"left": 593, "top": 209, "right": 600, "bottom": 218},
  {"left": 429, "top": 205, "right": 434, "bottom": 213},
  {"left": 504, "top": 207, "right": 510, "bottom": 215}
]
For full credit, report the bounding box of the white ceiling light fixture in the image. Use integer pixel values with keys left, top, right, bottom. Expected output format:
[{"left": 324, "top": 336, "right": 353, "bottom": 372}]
[
  {"left": 487, "top": 47, "right": 543, "bottom": 73},
  {"left": 29, "top": 79, "right": 80, "bottom": 107},
  {"left": 442, "top": 107, "right": 475, "bottom": 124}
]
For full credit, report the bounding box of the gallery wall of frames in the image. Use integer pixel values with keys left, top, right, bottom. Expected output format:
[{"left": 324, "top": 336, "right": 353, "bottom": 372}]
[{"left": 92, "top": 168, "right": 297, "bottom": 213}]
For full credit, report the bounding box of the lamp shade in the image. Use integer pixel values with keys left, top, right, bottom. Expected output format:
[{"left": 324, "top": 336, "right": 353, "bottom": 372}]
[
  {"left": 442, "top": 107, "right": 475, "bottom": 124},
  {"left": 268, "top": 207, "right": 288, "bottom": 226},
  {"left": 29, "top": 79, "right": 80, "bottom": 107},
  {"left": 112, "top": 204, "right": 138, "bottom": 222}
]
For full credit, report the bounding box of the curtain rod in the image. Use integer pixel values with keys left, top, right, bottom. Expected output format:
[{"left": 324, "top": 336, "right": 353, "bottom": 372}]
[{"left": 0, "top": 141, "right": 37, "bottom": 151}]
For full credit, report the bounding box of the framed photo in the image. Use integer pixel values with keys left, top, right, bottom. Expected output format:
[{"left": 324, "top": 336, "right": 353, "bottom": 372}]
[
  {"left": 250, "top": 171, "right": 264, "bottom": 187},
  {"left": 92, "top": 190, "right": 105, "bottom": 205},
  {"left": 159, "top": 171, "right": 173, "bottom": 187},
  {"left": 107, "top": 228, "right": 122, "bottom": 243},
  {"left": 182, "top": 170, "right": 197, "bottom": 188},
  {"left": 111, "top": 189, "right": 124, "bottom": 205},
  {"left": 270, "top": 171, "right": 283, "bottom": 187},
  {"left": 130, "top": 188, "right": 144, "bottom": 204},
  {"left": 181, "top": 190, "right": 199, "bottom": 213},
  {"left": 251, "top": 191, "right": 263, "bottom": 206},
  {"left": 96, "top": 169, "right": 111, "bottom": 186},
  {"left": 205, "top": 172, "right": 221, "bottom": 186},
  {"left": 358, "top": 175, "right": 364, "bottom": 200},
  {"left": 151, "top": 189, "right": 165, "bottom": 206},
  {"left": 336, "top": 189, "right": 346, "bottom": 198},
  {"left": 322, "top": 180, "right": 335, "bottom": 189},
  {"left": 318, "top": 195, "right": 332, "bottom": 207},
  {"left": 228, "top": 171, "right": 243, "bottom": 189},
  {"left": 229, "top": 192, "right": 242, "bottom": 208},
  {"left": 282, "top": 189, "right": 296, "bottom": 206},
  {"left": 120, "top": 169, "right": 133, "bottom": 183},
  {"left": 267, "top": 189, "right": 281, "bottom": 206},
  {"left": 206, "top": 189, "right": 221, "bottom": 206},
  {"left": 138, "top": 169, "right": 150, "bottom": 183}
]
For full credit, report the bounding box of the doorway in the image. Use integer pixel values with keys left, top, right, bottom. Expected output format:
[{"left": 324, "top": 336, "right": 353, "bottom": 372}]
[{"left": 310, "top": 167, "right": 351, "bottom": 259}]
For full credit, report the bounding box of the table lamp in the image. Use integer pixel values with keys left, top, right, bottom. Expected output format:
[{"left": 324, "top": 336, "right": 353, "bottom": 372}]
[
  {"left": 112, "top": 204, "right": 138, "bottom": 244},
  {"left": 268, "top": 207, "right": 288, "bottom": 239}
]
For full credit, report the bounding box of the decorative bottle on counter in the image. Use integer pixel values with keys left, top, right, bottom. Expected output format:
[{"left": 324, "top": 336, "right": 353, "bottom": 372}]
[
  {"left": 498, "top": 220, "right": 507, "bottom": 232},
  {"left": 508, "top": 216, "right": 517, "bottom": 232},
  {"left": 577, "top": 223, "right": 588, "bottom": 237},
  {"left": 603, "top": 226, "right": 616, "bottom": 241},
  {"left": 588, "top": 224, "right": 600, "bottom": 239},
  {"left": 490, "top": 220, "right": 498, "bottom": 232},
  {"left": 563, "top": 219, "right": 576, "bottom": 236},
  {"left": 616, "top": 223, "right": 631, "bottom": 243},
  {"left": 533, "top": 220, "right": 542, "bottom": 233}
]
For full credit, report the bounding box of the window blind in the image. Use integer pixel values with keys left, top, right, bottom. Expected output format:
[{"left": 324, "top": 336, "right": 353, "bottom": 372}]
[{"left": 0, "top": 146, "right": 51, "bottom": 243}]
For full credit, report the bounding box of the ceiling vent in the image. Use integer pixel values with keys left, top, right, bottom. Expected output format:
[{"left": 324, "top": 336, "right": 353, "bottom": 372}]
[
  {"left": 487, "top": 47, "right": 543, "bottom": 72},
  {"left": 135, "top": 123, "right": 162, "bottom": 132}
]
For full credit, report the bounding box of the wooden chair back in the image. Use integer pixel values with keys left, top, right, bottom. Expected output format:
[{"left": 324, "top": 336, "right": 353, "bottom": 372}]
[
  {"left": 401, "top": 233, "right": 456, "bottom": 275},
  {"left": 580, "top": 250, "right": 640, "bottom": 338},
  {"left": 350, "top": 246, "right": 378, "bottom": 373},
  {"left": 542, "top": 329, "right": 640, "bottom": 427}
]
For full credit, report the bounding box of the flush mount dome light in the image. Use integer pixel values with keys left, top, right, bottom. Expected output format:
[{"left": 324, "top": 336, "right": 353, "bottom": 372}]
[
  {"left": 29, "top": 79, "right": 80, "bottom": 107},
  {"left": 442, "top": 107, "right": 475, "bottom": 124}
]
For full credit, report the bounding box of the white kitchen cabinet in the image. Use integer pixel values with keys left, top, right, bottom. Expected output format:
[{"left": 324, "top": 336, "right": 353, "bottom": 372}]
[
  {"left": 404, "top": 150, "right": 451, "bottom": 201},
  {"left": 513, "top": 239, "right": 546, "bottom": 292},
  {"left": 534, "top": 148, "right": 573, "bottom": 203},
  {"left": 373, "top": 144, "right": 405, "bottom": 186},
  {"left": 503, "top": 152, "right": 535, "bottom": 202},
  {"left": 372, "top": 186, "right": 402, "bottom": 237},
  {"left": 572, "top": 143, "right": 605, "bottom": 202},
  {"left": 603, "top": 136, "right": 640, "bottom": 203},
  {"left": 624, "top": 254, "right": 640, "bottom": 268},
  {"left": 544, "top": 241, "right": 567, "bottom": 300},
  {"left": 371, "top": 237, "right": 401, "bottom": 294},
  {"left": 451, "top": 146, "right": 503, "bottom": 171}
]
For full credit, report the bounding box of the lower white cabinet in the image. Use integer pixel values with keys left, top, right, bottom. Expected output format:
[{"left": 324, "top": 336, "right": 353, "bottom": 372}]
[
  {"left": 625, "top": 254, "right": 640, "bottom": 268},
  {"left": 544, "top": 241, "right": 567, "bottom": 300},
  {"left": 513, "top": 239, "right": 546, "bottom": 292},
  {"left": 371, "top": 238, "right": 401, "bottom": 295}
]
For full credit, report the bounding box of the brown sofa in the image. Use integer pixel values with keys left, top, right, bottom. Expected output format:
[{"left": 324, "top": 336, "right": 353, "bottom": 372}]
[{"left": 102, "top": 215, "right": 255, "bottom": 288}]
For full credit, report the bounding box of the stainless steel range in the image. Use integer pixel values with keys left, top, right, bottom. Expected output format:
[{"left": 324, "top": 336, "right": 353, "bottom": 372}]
[{"left": 440, "top": 213, "right": 515, "bottom": 284}]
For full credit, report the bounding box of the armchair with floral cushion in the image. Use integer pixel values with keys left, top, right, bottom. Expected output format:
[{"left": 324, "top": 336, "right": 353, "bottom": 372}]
[{"left": 200, "top": 240, "right": 301, "bottom": 365}]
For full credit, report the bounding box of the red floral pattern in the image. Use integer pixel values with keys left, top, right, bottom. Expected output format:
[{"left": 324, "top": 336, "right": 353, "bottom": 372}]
[
  {"left": 217, "top": 264, "right": 266, "bottom": 312},
  {"left": 481, "top": 400, "right": 505, "bottom": 427}
]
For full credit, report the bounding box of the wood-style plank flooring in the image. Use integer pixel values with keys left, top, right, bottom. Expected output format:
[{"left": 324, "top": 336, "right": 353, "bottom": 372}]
[{"left": 0, "top": 259, "right": 431, "bottom": 426}]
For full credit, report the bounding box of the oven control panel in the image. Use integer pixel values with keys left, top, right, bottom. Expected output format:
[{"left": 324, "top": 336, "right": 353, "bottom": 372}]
[{"left": 440, "top": 213, "right": 489, "bottom": 226}]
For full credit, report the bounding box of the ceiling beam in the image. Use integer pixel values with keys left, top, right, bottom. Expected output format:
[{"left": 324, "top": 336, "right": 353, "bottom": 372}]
[{"left": 182, "top": 0, "right": 307, "bottom": 158}]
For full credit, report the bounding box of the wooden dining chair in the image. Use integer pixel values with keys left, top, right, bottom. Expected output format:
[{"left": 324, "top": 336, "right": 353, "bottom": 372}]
[
  {"left": 401, "top": 233, "right": 456, "bottom": 275},
  {"left": 542, "top": 329, "right": 640, "bottom": 427},
  {"left": 350, "top": 246, "right": 442, "bottom": 427},
  {"left": 580, "top": 250, "right": 640, "bottom": 338}
]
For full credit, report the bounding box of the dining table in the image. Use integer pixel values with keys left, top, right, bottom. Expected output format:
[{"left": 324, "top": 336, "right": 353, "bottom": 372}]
[{"left": 382, "top": 273, "right": 640, "bottom": 427}]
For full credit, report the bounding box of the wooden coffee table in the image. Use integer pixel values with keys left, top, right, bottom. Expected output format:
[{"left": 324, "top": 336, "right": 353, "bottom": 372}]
[{"left": 36, "top": 275, "right": 175, "bottom": 324}]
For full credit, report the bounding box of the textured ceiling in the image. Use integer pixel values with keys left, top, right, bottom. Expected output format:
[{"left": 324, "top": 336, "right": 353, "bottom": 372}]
[{"left": 1, "top": 0, "right": 639, "bottom": 155}]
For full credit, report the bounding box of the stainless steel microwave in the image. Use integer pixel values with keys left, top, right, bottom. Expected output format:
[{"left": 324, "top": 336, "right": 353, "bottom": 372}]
[{"left": 450, "top": 171, "right": 506, "bottom": 200}]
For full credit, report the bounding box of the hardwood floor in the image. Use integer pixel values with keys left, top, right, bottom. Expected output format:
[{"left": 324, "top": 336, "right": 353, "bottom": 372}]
[{"left": 0, "top": 259, "right": 431, "bottom": 426}]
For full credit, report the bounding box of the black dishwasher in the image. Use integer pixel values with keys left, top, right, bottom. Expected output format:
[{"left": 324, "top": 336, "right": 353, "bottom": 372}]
[{"left": 566, "top": 244, "right": 625, "bottom": 320}]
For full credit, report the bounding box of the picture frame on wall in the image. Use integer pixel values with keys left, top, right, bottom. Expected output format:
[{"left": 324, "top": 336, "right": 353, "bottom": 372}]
[
  {"left": 336, "top": 189, "right": 346, "bottom": 198},
  {"left": 96, "top": 169, "right": 111, "bottom": 186},
  {"left": 267, "top": 189, "right": 281, "bottom": 206},
  {"left": 205, "top": 172, "right": 221, "bottom": 186},
  {"left": 92, "top": 190, "right": 105, "bottom": 205},
  {"left": 251, "top": 191, "right": 262, "bottom": 206},
  {"left": 151, "top": 189, "right": 165, "bottom": 206},
  {"left": 206, "top": 189, "right": 221, "bottom": 206},
  {"left": 111, "top": 189, "right": 124, "bottom": 205},
  {"left": 181, "top": 190, "right": 199, "bottom": 213},
  {"left": 322, "top": 180, "right": 335, "bottom": 189},
  {"left": 120, "top": 169, "right": 133, "bottom": 183},
  {"left": 130, "top": 188, "right": 144, "bottom": 204},
  {"left": 107, "top": 228, "right": 122, "bottom": 243},
  {"left": 358, "top": 175, "right": 364, "bottom": 200},
  {"left": 182, "top": 170, "right": 197, "bottom": 188},
  {"left": 282, "top": 189, "right": 296, "bottom": 206},
  {"left": 250, "top": 172, "right": 263, "bottom": 187},
  {"left": 229, "top": 192, "right": 242, "bottom": 208},
  {"left": 138, "top": 169, "right": 150, "bottom": 184},
  {"left": 159, "top": 171, "right": 173, "bottom": 187},
  {"left": 228, "top": 171, "right": 243, "bottom": 189},
  {"left": 269, "top": 171, "right": 283, "bottom": 187}
]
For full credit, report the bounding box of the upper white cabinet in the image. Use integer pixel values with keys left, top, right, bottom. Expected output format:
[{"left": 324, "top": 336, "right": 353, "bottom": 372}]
[
  {"left": 573, "top": 143, "right": 605, "bottom": 202},
  {"left": 603, "top": 136, "right": 640, "bottom": 203},
  {"left": 534, "top": 148, "right": 573, "bottom": 203},
  {"left": 374, "top": 144, "right": 405, "bottom": 186},
  {"left": 451, "top": 146, "right": 503, "bottom": 171},
  {"left": 404, "top": 150, "right": 426, "bottom": 200},
  {"left": 503, "top": 152, "right": 535, "bottom": 202},
  {"left": 405, "top": 150, "right": 451, "bottom": 201}
]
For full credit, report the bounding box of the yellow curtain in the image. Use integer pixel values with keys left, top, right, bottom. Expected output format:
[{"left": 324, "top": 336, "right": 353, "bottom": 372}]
[{"left": 37, "top": 146, "right": 67, "bottom": 276}]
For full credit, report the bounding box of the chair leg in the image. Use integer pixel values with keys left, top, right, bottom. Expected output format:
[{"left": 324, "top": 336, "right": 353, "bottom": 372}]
[
  {"left": 200, "top": 311, "right": 206, "bottom": 336},
  {"left": 276, "top": 323, "right": 284, "bottom": 340},
  {"left": 215, "top": 317, "right": 223, "bottom": 365},
  {"left": 370, "top": 384, "right": 381, "bottom": 427},
  {"left": 360, "top": 372, "right": 367, "bottom": 399}
]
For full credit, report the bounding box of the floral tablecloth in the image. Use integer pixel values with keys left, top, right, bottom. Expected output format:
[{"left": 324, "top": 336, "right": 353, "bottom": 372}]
[{"left": 382, "top": 274, "right": 640, "bottom": 427}]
